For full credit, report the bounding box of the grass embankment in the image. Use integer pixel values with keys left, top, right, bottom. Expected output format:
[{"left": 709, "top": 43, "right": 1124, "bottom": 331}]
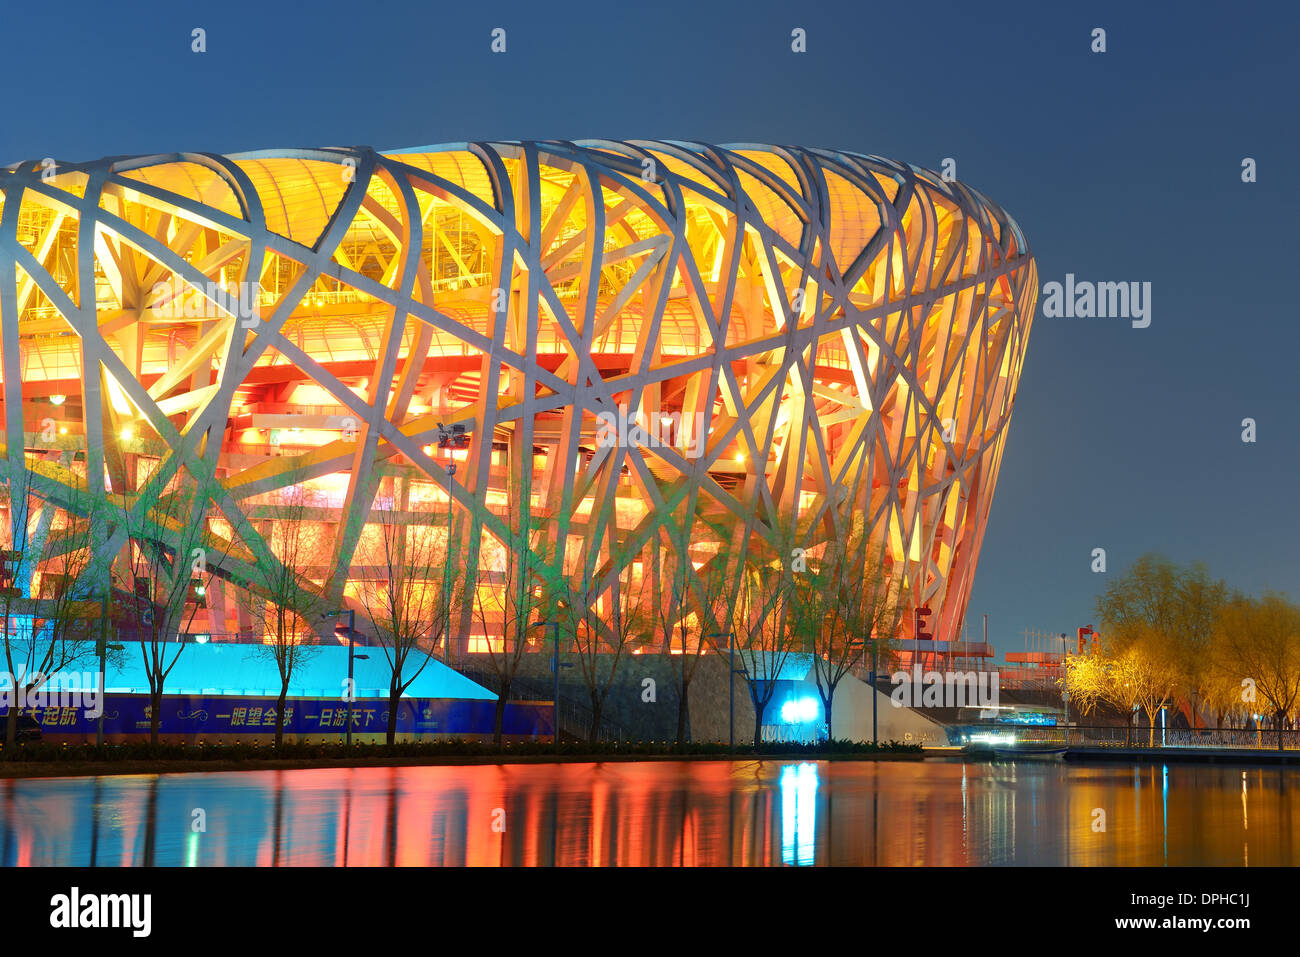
[{"left": 0, "top": 738, "right": 923, "bottom": 778}]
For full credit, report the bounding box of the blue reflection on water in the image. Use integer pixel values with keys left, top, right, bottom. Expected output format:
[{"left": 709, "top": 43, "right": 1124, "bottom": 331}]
[{"left": 780, "top": 762, "right": 818, "bottom": 866}]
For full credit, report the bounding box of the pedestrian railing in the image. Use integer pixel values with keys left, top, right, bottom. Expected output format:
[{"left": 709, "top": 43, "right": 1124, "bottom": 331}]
[
  {"left": 1165, "top": 727, "right": 1300, "bottom": 750},
  {"left": 997, "top": 724, "right": 1300, "bottom": 751}
]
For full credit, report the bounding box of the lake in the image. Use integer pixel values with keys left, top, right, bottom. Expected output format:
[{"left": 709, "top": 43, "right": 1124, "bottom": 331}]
[{"left": 0, "top": 758, "right": 1291, "bottom": 866}]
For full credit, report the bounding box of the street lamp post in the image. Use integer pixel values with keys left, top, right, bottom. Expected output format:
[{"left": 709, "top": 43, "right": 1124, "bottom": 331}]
[
  {"left": 1060, "top": 631, "right": 1070, "bottom": 748},
  {"left": 851, "top": 637, "right": 879, "bottom": 746},
  {"left": 95, "top": 594, "right": 125, "bottom": 748},
  {"left": 443, "top": 462, "right": 456, "bottom": 661},
  {"left": 436, "top": 423, "right": 469, "bottom": 663},
  {"left": 322, "top": 608, "right": 358, "bottom": 745},
  {"left": 533, "top": 621, "right": 561, "bottom": 750},
  {"left": 97, "top": 593, "right": 108, "bottom": 747},
  {"left": 870, "top": 640, "right": 878, "bottom": 747},
  {"left": 344, "top": 608, "right": 357, "bottom": 745},
  {"left": 705, "top": 632, "right": 737, "bottom": 751}
]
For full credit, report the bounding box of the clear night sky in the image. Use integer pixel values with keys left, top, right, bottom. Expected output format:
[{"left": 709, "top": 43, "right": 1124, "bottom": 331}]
[{"left": 2, "top": 0, "right": 1295, "bottom": 661}]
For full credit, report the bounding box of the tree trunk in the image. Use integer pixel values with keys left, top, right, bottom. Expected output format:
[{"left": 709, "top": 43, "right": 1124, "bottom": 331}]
[
  {"left": 493, "top": 679, "right": 510, "bottom": 746},
  {"left": 1278, "top": 710, "right": 1285, "bottom": 752},
  {"left": 275, "top": 686, "right": 288, "bottom": 748},
  {"left": 752, "top": 696, "right": 768, "bottom": 748},
  {"left": 588, "top": 693, "right": 602, "bottom": 745},
  {"left": 3, "top": 707, "right": 17, "bottom": 755},
  {"left": 150, "top": 688, "right": 162, "bottom": 745},
  {"left": 675, "top": 677, "right": 690, "bottom": 748},
  {"left": 824, "top": 686, "right": 836, "bottom": 743},
  {"left": 386, "top": 678, "right": 400, "bottom": 744}
]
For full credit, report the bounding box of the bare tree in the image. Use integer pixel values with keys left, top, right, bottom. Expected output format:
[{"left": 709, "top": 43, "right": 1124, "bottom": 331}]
[
  {"left": 652, "top": 529, "right": 736, "bottom": 748},
  {"left": 731, "top": 526, "right": 808, "bottom": 747},
  {"left": 800, "top": 528, "right": 905, "bottom": 742},
  {"left": 467, "top": 469, "right": 555, "bottom": 745},
  {"left": 237, "top": 486, "right": 328, "bottom": 747},
  {"left": 107, "top": 460, "right": 229, "bottom": 745},
  {"left": 560, "top": 553, "right": 651, "bottom": 744},
  {"left": 353, "top": 488, "right": 455, "bottom": 744},
  {"left": 0, "top": 466, "right": 102, "bottom": 751}
]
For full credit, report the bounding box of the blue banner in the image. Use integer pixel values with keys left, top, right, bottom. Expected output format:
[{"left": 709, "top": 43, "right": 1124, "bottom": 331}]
[{"left": 2, "top": 694, "right": 553, "bottom": 739}]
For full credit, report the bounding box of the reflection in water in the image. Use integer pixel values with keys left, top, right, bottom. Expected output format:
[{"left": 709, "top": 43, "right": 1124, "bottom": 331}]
[
  {"left": 1242, "top": 770, "right": 1248, "bottom": 866},
  {"left": 1, "top": 759, "right": 1299, "bottom": 866},
  {"left": 780, "top": 763, "right": 817, "bottom": 866}
]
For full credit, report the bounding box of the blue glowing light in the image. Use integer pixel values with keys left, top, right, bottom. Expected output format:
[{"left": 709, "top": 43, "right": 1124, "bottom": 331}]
[{"left": 780, "top": 696, "right": 820, "bottom": 724}]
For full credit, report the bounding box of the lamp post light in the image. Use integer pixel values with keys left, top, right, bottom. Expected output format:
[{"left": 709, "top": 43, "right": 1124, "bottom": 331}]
[
  {"left": 851, "top": 637, "right": 879, "bottom": 746},
  {"left": 1059, "top": 631, "right": 1072, "bottom": 747},
  {"left": 705, "top": 632, "right": 737, "bottom": 751},
  {"left": 95, "top": 593, "right": 124, "bottom": 748},
  {"left": 97, "top": 593, "right": 108, "bottom": 746},
  {"left": 533, "top": 621, "right": 562, "bottom": 751},
  {"left": 344, "top": 609, "right": 357, "bottom": 745},
  {"left": 870, "top": 640, "right": 878, "bottom": 747},
  {"left": 443, "top": 462, "right": 456, "bottom": 660},
  {"left": 322, "top": 608, "right": 358, "bottom": 745},
  {"left": 352, "top": 653, "right": 370, "bottom": 742},
  {"left": 436, "top": 423, "right": 469, "bottom": 663}
]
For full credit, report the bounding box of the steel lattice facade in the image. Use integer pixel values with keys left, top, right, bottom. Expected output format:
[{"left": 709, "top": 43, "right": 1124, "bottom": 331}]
[{"left": 0, "top": 141, "right": 1035, "bottom": 649}]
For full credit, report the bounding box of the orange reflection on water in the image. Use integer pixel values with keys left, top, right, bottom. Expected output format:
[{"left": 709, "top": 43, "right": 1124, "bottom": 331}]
[{"left": 0, "top": 760, "right": 1296, "bottom": 866}]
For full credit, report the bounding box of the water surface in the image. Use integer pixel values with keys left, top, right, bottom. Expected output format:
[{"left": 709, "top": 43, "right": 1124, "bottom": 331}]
[{"left": 0, "top": 759, "right": 1290, "bottom": 865}]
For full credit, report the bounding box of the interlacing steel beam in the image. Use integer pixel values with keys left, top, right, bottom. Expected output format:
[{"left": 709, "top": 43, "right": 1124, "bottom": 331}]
[{"left": 0, "top": 141, "right": 1035, "bottom": 648}]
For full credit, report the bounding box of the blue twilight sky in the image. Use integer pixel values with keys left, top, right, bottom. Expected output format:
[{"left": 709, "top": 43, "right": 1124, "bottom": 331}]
[{"left": 1, "top": 0, "right": 1295, "bottom": 661}]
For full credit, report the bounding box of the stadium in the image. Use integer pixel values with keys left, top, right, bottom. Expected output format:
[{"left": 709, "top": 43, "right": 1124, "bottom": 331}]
[{"left": 0, "top": 140, "right": 1036, "bottom": 739}]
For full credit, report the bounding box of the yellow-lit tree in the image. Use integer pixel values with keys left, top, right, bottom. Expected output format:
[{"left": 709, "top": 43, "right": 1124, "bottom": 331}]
[
  {"left": 1095, "top": 552, "right": 1227, "bottom": 725},
  {"left": 1104, "top": 634, "right": 1182, "bottom": 747},
  {"left": 1213, "top": 593, "right": 1300, "bottom": 750},
  {"left": 1060, "top": 651, "right": 1109, "bottom": 720}
]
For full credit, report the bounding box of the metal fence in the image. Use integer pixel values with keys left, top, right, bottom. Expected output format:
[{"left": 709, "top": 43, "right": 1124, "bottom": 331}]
[{"left": 1005, "top": 724, "right": 1300, "bottom": 751}]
